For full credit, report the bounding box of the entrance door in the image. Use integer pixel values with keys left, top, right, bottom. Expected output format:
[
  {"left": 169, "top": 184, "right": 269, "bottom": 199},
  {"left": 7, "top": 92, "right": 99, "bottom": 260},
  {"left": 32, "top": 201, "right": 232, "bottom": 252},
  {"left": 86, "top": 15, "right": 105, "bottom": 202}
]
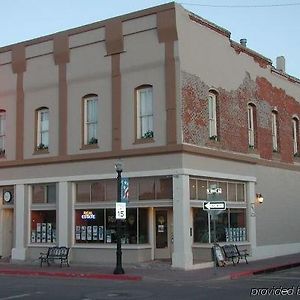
[
  {"left": 1, "top": 209, "right": 14, "bottom": 258},
  {"left": 154, "top": 209, "right": 172, "bottom": 259}
]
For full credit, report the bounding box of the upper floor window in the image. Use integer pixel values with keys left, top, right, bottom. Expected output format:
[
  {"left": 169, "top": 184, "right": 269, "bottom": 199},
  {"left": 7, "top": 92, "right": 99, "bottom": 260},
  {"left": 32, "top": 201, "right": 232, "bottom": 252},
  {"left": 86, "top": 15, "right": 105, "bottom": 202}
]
[
  {"left": 292, "top": 117, "right": 299, "bottom": 156},
  {"left": 271, "top": 110, "right": 279, "bottom": 152},
  {"left": 83, "top": 95, "right": 98, "bottom": 145},
  {"left": 0, "top": 110, "right": 6, "bottom": 156},
  {"left": 247, "top": 104, "right": 256, "bottom": 148},
  {"left": 208, "top": 91, "right": 218, "bottom": 140},
  {"left": 136, "top": 85, "right": 153, "bottom": 140},
  {"left": 36, "top": 107, "right": 49, "bottom": 151}
]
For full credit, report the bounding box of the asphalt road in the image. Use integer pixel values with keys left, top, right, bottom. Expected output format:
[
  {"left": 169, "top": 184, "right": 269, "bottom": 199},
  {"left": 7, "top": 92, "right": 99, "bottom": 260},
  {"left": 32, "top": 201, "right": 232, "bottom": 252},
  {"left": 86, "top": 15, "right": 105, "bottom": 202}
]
[{"left": 0, "top": 267, "right": 299, "bottom": 299}]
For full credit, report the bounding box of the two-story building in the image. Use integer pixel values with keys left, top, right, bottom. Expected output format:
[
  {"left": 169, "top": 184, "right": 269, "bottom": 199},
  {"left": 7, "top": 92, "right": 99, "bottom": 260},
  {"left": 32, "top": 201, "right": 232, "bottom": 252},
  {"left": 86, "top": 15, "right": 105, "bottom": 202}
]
[{"left": 0, "top": 2, "right": 299, "bottom": 270}]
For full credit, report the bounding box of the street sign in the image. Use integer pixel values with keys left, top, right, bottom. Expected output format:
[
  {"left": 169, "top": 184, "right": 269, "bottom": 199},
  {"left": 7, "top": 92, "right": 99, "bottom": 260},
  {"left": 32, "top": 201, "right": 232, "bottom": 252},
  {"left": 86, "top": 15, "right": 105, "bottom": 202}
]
[
  {"left": 203, "top": 201, "right": 226, "bottom": 211},
  {"left": 116, "top": 202, "right": 126, "bottom": 220}
]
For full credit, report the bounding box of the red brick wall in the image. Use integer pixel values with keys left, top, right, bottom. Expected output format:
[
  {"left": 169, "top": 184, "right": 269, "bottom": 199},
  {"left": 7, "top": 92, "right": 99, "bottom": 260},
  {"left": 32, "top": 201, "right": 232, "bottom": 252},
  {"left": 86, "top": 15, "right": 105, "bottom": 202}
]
[{"left": 182, "top": 71, "right": 300, "bottom": 163}]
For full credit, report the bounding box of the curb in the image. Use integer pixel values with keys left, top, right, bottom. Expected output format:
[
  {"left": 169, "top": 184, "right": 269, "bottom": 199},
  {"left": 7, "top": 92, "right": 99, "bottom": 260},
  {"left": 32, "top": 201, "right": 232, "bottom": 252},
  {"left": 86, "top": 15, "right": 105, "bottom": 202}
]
[
  {"left": 230, "top": 261, "right": 300, "bottom": 280},
  {"left": 0, "top": 269, "right": 142, "bottom": 281},
  {"left": 253, "top": 262, "right": 300, "bottom": 275}
]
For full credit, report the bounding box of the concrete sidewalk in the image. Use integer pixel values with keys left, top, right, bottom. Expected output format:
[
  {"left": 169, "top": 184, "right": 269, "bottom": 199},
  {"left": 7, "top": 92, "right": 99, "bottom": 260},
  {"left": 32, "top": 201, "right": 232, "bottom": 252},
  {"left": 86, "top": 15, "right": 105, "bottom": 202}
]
[{"left": 0, "top": 253, "right": 300, "bottom": 282}]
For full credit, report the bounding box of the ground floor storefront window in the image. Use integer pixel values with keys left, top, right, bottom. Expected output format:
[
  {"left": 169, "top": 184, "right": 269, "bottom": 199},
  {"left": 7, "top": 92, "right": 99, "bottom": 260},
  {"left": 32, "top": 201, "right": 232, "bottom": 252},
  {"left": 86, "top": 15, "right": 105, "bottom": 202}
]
[
  {"left": 75, "top": 208, "right": 149, "bottom": 244},
  {"left": 193, "top": 208, "right": 247, "bottom": 243},
  {"left": 31, "top": 210, "right": 56, "bottom": 243}
]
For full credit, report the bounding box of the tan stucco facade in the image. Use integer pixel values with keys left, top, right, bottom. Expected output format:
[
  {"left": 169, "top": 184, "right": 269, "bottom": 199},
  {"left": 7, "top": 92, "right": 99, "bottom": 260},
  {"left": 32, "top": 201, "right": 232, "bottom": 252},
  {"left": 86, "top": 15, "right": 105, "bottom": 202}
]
[{"left": 0, "top": 2, "right": 299, "bottom": 269}]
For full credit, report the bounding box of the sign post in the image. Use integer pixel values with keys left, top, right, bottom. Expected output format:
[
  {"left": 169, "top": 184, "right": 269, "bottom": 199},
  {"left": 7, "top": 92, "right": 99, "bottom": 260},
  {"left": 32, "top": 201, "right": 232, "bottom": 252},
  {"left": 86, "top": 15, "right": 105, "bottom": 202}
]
[{"left": 204, "top": 184, "right": 226, "bottom": 271}]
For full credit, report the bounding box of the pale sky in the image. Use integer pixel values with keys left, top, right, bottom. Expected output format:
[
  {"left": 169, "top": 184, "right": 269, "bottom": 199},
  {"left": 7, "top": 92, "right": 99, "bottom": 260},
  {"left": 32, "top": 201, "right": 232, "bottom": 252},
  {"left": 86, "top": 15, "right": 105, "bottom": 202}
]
[{"left": 1, "top": 0, "right": 299, "bottom": 78}]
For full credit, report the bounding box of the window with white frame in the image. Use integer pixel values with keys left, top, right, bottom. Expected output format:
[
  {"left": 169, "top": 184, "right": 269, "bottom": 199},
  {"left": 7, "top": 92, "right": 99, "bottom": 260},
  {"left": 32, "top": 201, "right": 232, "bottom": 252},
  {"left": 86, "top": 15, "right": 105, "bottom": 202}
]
[
  {"left": 190, "top": 177, "right": 247, "bottom": 244},
  {"left": 292, "top": 117, "right": 299, "bottom": 156},
  {"left": 271, "top": 111, "right": 278, "bottom": 152},
  {"left": 247, "top": 104, "right": 255, "bottom": 148},
  {"left": 208, "top": 92, "right": 217, "bottom": 139},
  {"left": 36, "top": 108, "right": 49, "bottom": 150},
  {"left": 136, "top": 86, "right": 153, "bottom": 139},
  {"left": 84, "top": 95, "right": 98, "bottom": 145},
  {"left": 0, "top": 110, "right": 6, "bottom": 156}
]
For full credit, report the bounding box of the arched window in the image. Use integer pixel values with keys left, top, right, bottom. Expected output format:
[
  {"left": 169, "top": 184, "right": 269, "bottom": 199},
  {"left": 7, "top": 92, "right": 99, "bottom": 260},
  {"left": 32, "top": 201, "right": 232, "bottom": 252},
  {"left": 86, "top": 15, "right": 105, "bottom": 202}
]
[
  {"left": 83, "top": 94, "right": 98, "bottom": 145},
  {"left": 208, "top": 90, "right": 218, "bottom": 139},
  {"left": 0, "top": 109, "right": 6, "bottom": 156},
  {"left": 292, "top": 116, "right": 299, "bottom": 156},
  {"left": 36, "top": 107, "right": 49, "bottom": 151},
  {"left": 135, "top": 85, "right": 153, "bottom": 140},
  {"left": 247, "top": 103, "right": 257, "bottom": 148},
  {"left": 271, "top": 110, "right": 279, "bottom": 152}
]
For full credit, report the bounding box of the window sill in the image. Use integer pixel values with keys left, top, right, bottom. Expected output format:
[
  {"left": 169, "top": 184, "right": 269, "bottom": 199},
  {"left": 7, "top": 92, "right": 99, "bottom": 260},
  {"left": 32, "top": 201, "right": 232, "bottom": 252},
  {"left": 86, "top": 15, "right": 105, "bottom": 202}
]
[
  {"left": 205, "top": 138, "right": 221, "bottom": 148},
  {"left": 272, "top": 151, "right": 281, "bottom": 161},
  {"left": 73, "top": 243, "right": 151, "bottom": 250},
  {"left": 247, "top": 147, "right": 259, "bottom": 155},
  {"left": 293, "top": 155, "right": 300, "bottom": 163},
  {"left": 192, "top": 242, "right": 250, "bottom": 248},
  {"left": 33, "top": 149, "right": 49, "bottom": 155},
  {"left": 81, "top": 144, "right": 99, "bottom": 150},
  {"left": 133, "top": 138, "right": 155, "bottom": 145},
  {"left": 28, "top": 243, "right": 56, "bottom": 247}
]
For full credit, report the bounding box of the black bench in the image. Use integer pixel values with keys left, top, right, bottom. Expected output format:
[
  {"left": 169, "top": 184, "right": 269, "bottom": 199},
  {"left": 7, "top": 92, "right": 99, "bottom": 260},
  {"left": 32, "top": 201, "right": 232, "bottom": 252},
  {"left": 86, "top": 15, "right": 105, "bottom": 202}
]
[
  {"left": 222, "top": 244, "right": 249, "bottom": 265},
  {"left": 39, "top": 246, "right": 70, "bottom": 267}
]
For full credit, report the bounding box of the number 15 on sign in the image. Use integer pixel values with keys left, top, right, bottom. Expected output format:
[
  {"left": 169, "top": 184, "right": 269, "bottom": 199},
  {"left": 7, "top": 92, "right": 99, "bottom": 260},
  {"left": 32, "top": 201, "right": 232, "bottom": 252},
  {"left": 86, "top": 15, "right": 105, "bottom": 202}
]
[{"left": 116, "top": 203, "right": 126, "bottom": 220}]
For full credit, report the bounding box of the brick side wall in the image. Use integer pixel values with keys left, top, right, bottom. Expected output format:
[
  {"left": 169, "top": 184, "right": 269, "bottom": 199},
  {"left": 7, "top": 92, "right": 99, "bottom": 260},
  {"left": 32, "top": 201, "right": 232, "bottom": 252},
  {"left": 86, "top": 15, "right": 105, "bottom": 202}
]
[{"left": 182, "top": 71, "right": 300, "bottom": 163}]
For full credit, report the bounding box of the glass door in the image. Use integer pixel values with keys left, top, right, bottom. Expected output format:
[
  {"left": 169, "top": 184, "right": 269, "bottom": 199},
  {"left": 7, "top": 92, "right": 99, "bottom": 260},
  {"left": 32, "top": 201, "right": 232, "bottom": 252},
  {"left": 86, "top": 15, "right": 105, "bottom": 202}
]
[{"left": 154, "top": 209, "right": 171, "bottom": 259}]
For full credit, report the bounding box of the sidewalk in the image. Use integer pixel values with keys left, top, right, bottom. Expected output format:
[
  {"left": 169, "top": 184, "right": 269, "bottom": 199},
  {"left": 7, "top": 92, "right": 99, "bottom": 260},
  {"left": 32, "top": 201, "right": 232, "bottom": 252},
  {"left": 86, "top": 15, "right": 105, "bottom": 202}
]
[{"left": 0, "top": 253, "right": 300, "bottom": 282}]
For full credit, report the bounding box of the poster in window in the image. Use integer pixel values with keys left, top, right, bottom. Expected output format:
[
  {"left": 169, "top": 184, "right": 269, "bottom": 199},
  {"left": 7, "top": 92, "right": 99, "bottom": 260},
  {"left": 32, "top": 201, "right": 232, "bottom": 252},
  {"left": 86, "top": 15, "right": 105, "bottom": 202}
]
[
  {"left": 87, "top": 226, "right": 92, "bottom": 241},
  {"left": 36, "top": 223, "right": 41, "bottom": 243},
  {"left": 232, "top": 228, "right": 236, "bottom": 242},
  {"left": 92, "top": 226, "right": 98, "bottom": 240},
  {"left": 36, "top": 223, "right": 41, "bottom": 234},
  {"left": 242, "top": 228, "right": 246, "bottom": 241},
  {"left": 37, "top": 232, "right": 41, "bottom": 243},
  {"left": 31, "top": 230, "right": 36, "bottom": 243},
  {"left": 106, "top": 230, "right": 111, "bottom": 243},
  {"left": 239, "top": 228, "right": 242, "bottom": 241},
  {"left": 81, "top": 226, "right": 86, "bottom": 241},
  {"left": 47, "top": 223, "right": 52, "bottom": 243},
  {"left": 75, "top": 226, "right": 81, "bottom": 240},
  {"left": 52, "top": 229, "right": 56, "bottom": 243},
  {"left": 42, "top": 223, "right": 47, "bottom": 243},
  {"left": 225, "top": 228, "right": 229, "bottom": 242},
  {"left": 158, "top": 225, "right": 164, "bottom": 233},
  {"left": 98, "top": 226, "right": 104, "bottom": 241}
]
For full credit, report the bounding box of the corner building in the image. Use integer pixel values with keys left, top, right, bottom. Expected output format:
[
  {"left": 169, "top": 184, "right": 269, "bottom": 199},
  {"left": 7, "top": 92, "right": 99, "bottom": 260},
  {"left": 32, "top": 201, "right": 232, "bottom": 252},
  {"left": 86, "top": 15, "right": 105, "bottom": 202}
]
[{"left": 0, "top": 2, "right": 299, "bottom": 270}]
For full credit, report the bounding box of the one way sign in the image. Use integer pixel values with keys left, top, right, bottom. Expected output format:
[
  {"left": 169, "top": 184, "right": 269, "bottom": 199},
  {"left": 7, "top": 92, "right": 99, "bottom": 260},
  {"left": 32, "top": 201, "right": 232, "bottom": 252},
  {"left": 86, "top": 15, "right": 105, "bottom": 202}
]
[{"left": 203, "top": 201, "right": 226, "bottom": 210}]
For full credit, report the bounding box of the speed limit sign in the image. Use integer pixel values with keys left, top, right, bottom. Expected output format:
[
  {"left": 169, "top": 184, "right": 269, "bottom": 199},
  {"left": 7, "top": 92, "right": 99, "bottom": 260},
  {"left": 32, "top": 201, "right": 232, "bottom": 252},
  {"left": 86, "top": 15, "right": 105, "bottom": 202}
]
[{"left": 116, "top": 202, "right": 126, "bottom": 220}]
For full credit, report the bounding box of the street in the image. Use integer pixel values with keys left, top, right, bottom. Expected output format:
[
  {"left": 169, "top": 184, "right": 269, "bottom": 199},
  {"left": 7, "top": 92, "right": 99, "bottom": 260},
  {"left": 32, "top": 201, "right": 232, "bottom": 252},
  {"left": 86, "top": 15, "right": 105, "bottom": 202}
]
[{"left": 0, "top": 267, "right": 300, "bottom": 299}]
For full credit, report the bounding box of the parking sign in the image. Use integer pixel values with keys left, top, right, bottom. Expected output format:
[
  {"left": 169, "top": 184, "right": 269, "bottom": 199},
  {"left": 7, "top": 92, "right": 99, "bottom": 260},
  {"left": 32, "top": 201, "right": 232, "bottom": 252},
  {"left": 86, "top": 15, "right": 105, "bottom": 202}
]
[{"left": 116, "top": 202, "right": 126, "bottom": 220}]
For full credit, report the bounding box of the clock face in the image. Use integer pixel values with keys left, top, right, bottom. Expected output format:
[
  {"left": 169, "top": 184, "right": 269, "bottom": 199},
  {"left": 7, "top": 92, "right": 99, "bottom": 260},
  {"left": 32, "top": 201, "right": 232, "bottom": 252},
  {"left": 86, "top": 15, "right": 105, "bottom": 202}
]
[{"left": 3, "top": 191, "right": 12, "bottom": 203}]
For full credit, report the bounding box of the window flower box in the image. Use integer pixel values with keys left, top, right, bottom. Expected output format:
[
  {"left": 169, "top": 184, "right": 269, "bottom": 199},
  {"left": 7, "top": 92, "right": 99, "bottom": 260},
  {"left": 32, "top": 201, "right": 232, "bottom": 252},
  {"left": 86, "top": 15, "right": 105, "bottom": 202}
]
[
  {"left": 37, "top": 143, "right": 48, "bottom": 151},
  {"left": 142, "top": 130, "right": 154, "bottom": 139},
  {"left": 88, "top": 137, "right": 98, "bottom": 145},
  {"left": 209, "top": 135, "right": 218, "bottom": 141}
]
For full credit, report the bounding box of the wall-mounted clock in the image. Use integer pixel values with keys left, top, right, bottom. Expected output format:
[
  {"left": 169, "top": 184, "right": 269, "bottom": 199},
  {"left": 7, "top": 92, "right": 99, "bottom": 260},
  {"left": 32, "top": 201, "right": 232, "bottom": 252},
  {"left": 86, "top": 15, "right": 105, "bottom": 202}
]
[{"left": 3, "top": 191, "right": 12, "bottom": 203}]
